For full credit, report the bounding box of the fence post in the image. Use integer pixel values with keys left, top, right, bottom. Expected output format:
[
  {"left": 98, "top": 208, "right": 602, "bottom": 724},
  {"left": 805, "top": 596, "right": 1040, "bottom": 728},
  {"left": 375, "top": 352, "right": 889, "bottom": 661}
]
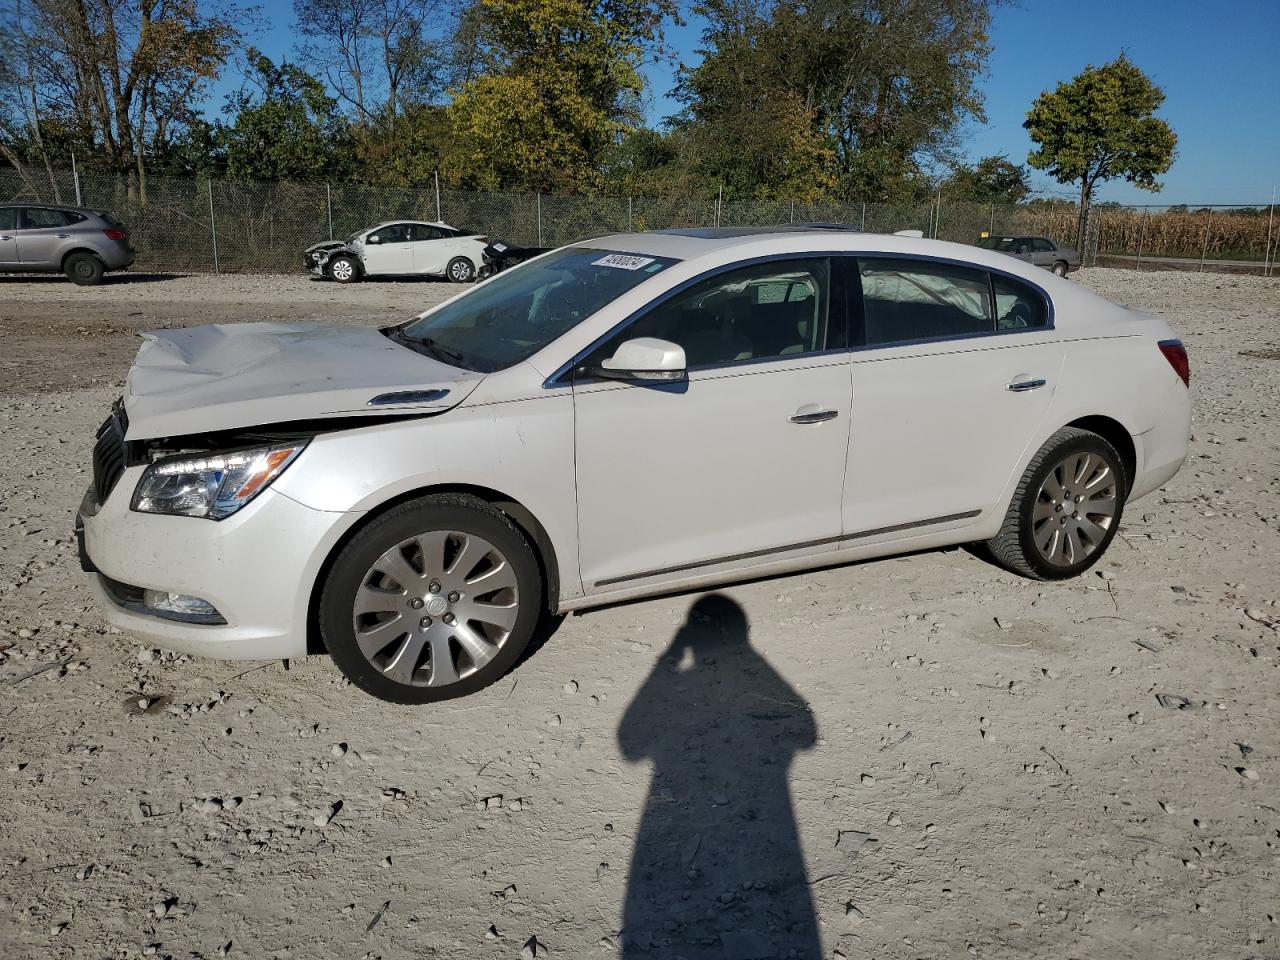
[
  {"left": 71, "top": 152, "right": 82, "bottom": 207},
  {"left": 716, "top": 185, "right": 723, "bottom": 227},
  {"left": 988, "top": 203, "right": 995, "bottom": 234},
  {"left": 1199, "top": 208, "right": 1212, "bottom": 272},
  {"left": 536, "top": 192, "right": 543, "bottom": 246},
  {"left": 933, "top": 189, "right": 941, "bottom": 239},
  {"left": 1264, "top": 187, "right": 1275, "bottom": 278},
  {"left": 208, "top": 179, "right": 220, "bottom": 274},
  {"left": 790, "top": 199, "right": 795, "bottom": 224},
  {"left": 326, "top": 183, "right": 334, "bottom": 239},
  {"left": 628, "top": 195, "right": 633, "bottom": 232},
  {"left": 434, "top": 171, "right": 442, "bottom": 222},
  {"left": 860, "top": 202, "right": 866, "bottom": 231},
  {"left": 1136, "top": 210, "right": 1147, "bottom": 271}
]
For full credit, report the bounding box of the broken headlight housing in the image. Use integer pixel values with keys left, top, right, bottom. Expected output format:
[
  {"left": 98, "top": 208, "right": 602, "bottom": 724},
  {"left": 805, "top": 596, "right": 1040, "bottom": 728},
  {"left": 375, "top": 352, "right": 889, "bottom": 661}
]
[{"left": 131, "top": 442, "right": 307, "bottom": 520}]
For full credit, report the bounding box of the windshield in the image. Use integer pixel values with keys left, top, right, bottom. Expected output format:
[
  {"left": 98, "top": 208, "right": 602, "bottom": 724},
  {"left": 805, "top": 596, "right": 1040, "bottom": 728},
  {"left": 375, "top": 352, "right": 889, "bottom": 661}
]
[
  {"left": 976, "top": 237, "right": 1017, "bottom": 251},
  {"left": 396, "top": 247, "right": 679, "bottom": 372}
]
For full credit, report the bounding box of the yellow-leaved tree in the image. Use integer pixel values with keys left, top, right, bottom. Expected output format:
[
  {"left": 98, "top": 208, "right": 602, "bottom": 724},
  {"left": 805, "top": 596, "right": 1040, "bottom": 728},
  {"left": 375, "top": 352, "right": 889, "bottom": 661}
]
[{"left": 444, "top": 0, "right": 676, "bottom": 192}]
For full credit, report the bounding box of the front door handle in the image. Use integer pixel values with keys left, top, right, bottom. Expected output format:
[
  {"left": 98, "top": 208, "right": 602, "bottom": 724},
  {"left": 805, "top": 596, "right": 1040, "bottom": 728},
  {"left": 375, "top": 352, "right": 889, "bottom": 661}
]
[
  {"left": 1007, "top": 378, "right": 1046, "bottom": 392},
  {"left": 0, "top": 235, "right": 11, "bottom": 241},
  {"left": 56, "top": 233, "right": 71, "bottom": 239},
  {"left": 790, "top": 406, "right": 839, "bottom": 424}
]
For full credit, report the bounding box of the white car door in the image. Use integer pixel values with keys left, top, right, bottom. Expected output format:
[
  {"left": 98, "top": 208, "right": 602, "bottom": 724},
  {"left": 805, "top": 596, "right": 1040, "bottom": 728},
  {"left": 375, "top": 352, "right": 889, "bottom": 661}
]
[
  {"left": 361, "top": 224, "right": 416, "bottom": 275},
  {"left": 408, "top": 225, "right": 451, "bottom": 275},
  {"left": 842, "top": 257, "right": 1064, "bottom": 539},
  {"left": 572, "top": 257, "right": 852, "bottom": 592}
]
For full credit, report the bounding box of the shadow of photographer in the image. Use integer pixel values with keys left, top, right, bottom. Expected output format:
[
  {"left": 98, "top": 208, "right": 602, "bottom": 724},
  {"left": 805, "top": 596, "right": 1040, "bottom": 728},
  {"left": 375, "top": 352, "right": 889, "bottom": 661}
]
[{"left": 618, "top": 593, "right": 822, "bottom": 958}]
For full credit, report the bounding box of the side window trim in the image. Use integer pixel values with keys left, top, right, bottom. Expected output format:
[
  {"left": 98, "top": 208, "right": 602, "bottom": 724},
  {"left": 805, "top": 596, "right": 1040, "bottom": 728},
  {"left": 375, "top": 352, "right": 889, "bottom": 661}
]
[
  {"left": 546, "top": 252, "right": 850, "bottom": 386},
  {"left": 849, "top": 253, "right": 1054, "bottom": 351}
]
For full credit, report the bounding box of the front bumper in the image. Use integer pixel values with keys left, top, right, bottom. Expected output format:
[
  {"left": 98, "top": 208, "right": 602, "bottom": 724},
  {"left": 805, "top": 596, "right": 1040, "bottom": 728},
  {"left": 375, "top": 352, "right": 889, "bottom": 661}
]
[{"left": 78, "top": 472, "right": 362, "bottom": 660}]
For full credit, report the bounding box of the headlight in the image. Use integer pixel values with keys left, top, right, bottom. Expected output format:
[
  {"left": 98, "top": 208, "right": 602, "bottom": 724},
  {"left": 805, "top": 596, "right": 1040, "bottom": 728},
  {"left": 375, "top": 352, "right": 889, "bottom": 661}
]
[{"left": 131, "top": 442, "right": 307, "bottom": 519}]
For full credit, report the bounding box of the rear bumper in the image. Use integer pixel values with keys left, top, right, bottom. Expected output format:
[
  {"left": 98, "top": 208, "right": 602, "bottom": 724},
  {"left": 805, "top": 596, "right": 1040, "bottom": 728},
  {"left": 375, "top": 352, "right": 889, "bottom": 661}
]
[{"left": 101, "top": 245, "right": 136, "bottom": 270}]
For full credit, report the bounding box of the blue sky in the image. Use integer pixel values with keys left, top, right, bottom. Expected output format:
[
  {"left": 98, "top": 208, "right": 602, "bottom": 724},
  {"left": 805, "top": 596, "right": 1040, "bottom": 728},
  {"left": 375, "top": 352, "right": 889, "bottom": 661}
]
[{"left": 224, "top": 0, "right": 1279, "bottom": 204}]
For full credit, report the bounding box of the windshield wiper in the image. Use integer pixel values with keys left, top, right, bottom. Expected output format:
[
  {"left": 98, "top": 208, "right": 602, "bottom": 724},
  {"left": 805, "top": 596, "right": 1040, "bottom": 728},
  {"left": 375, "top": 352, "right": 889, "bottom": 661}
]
[{"left": 383, "top": 328, "right": 469, "bottom": 368}]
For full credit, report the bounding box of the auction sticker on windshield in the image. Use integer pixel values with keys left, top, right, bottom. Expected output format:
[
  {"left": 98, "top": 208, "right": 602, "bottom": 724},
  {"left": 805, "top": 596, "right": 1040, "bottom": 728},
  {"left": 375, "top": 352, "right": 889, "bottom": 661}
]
[{"left": 593, "top": 253, "right": 656, "bottom": 270}]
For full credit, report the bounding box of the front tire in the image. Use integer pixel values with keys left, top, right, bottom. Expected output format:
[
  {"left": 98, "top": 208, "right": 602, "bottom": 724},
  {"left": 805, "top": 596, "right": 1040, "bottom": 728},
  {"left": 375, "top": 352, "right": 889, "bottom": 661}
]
[
  {"left": 983, "top": 427, "right": 1126, "bottom": 580},
  {"left": 65, "top": 252, "right": 105, "bottom": 286},
  {"left": 320, "top": 495, "right": 543, "bottom": 704},
  {"left": 447, "top": 257, "right": 476, "bottom": 283},
  {"left": 329, "top": 255, "right": 360, "bottom": 283},
  {"left": 1052, "top": 260, "right": 1069, "bottom": 277}
]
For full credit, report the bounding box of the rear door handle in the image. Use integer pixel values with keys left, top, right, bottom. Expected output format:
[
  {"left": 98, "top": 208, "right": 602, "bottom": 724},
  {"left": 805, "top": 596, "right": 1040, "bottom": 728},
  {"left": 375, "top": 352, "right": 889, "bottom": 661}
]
[
  {"left": 790, "top": 406, "right": 839, "bottom": 424},
  {"left": 1007, "top": 378, "right": 1046, "bottom": 392}
]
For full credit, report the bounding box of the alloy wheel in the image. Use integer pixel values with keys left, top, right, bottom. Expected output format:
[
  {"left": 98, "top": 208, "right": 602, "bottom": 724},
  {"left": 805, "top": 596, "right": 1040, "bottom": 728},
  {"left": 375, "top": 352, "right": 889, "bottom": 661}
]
[
  {"left": 331, "top": 259, "right": 354, "bottom": 281},
  {"left": 1031, "top": 452, "right": 1118, "bottom": 566},
  {"left": 350, "top": 530, "right": 520, "bottom": 688},
  {"left": 449, "top": 259, "right": 473, "bottom": 282}
]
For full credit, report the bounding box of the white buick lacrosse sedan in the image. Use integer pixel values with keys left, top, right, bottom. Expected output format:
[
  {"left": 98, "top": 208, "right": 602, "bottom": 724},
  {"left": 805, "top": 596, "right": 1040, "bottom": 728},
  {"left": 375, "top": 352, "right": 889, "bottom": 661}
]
[{"left": 78, "top": 226, "right": 1191, "bottom": 703}]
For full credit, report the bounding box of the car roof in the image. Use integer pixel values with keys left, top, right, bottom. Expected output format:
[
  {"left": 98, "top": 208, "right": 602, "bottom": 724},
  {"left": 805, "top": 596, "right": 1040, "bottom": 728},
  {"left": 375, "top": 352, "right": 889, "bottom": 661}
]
[
  {"left": 367, "top": 220, "right": 456, "bottom": 230},
  {"left": 0, "top": 202, "right": 108, "bottom": 215}
]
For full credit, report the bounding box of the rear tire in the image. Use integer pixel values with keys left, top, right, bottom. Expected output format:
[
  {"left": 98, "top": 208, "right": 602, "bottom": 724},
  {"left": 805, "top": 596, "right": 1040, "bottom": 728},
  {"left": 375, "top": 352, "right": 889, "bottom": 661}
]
[
  {"left": 329, "top": 256, "right": 360, "bottom": 283},
  {"left": 320, "top": 494, "right": 543, "bottom": 704},
  {"left": 65, "top": 253, "right": 105, "bottom": 286},
  {"left": 983, "top": 427, "right": 1126, "bottom": 580},
  {"left": 447, "top": 257, "right": 476, "bottom": 283},
  {"left": 1052, "top": 260, "right": 1069, "bottom": 277}
]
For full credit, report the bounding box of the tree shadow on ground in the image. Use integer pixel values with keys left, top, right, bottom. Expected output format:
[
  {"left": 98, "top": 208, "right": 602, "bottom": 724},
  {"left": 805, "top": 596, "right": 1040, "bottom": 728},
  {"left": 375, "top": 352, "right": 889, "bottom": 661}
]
[{"left": 618, "top": 594, "right": 821, "bottom": 959}]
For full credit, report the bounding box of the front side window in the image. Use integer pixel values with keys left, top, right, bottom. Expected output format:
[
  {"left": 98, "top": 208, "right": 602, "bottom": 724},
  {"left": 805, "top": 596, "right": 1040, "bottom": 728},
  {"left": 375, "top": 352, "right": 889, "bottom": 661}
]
[
  {"left": 593, "top": 258, "right": 833, "bottom": 369},
  {"left": 976, "top": 237, "right": 1015, "bottom": 252},
  {"left": 21, "top": 208, "right": 68, "bottom": 229},
  {"left": 396, "top": 247, "right": 678, "bottom": 372},
  {"left": 859, "top": 258, "right": 993, "bottom": 345},
  {"left": 370, "top": 224, "right": 411, "bottom": 244}
]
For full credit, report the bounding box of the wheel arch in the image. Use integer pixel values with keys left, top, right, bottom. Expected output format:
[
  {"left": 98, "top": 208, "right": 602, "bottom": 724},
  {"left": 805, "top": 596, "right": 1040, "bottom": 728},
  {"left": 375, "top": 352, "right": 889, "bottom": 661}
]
[
  {"left": 305, "top": 482, "right": 562, "bottom": 655},
  {"left": 1065, "top": 414, "right": 1136, "bottom": 492},
  {"left": 60, "top": 247, "right": 105, "bottom": 270}
]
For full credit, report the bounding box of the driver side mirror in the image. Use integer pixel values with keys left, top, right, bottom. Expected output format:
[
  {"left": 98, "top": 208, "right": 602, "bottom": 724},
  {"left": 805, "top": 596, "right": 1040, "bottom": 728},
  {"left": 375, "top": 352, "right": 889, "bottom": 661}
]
[{"left": 580, "top": 337, "right": 687, "bottom": 383}]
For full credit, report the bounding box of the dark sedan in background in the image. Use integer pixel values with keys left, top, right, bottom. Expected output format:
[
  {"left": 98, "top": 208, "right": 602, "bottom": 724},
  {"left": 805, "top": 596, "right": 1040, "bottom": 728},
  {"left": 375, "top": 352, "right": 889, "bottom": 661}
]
[{"left": 976, "top": 234, "right": 1080, "bottom": 276}]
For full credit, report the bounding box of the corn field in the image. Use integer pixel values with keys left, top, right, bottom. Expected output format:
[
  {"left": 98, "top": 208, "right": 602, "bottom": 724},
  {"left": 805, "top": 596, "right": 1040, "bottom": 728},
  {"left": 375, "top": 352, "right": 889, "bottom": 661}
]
[{"left": 1, "top": 167, "right": 1275, "bottom": 275}]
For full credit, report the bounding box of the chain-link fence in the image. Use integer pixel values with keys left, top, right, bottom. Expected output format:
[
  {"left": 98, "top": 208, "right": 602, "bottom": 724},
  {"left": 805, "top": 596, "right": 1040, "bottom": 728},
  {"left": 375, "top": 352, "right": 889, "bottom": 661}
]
[{"left": 2, "top": 167, "right": 1275, "bottom": 276}]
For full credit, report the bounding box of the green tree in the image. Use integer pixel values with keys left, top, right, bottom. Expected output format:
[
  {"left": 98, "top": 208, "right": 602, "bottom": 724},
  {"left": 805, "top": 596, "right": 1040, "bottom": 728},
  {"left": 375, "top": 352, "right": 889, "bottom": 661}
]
[
  {"left": 675, "top": 0, "right": 993, "bottom": 201},
  {"left": 444, "top": 0, "right": 677, "bottom": 191},
  {"left": 941, "top": 155, "right": 1031, "bottom": 204},
  {"left": 1024, "top": 56, "right": 1176, "bottom": 247},
  {"left": 219, "top": 51, "right": 356, "bottom": 181}
]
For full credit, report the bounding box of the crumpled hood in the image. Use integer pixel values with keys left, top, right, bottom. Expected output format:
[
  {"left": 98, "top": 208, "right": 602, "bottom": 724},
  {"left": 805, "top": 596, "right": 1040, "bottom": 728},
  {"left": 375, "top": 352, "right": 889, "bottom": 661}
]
[
  {"left": 123, "top": 322, "right": 482, "bottom": 440},
  {"left": 304, "top": 239, "right": 349, "bottom": 256}
]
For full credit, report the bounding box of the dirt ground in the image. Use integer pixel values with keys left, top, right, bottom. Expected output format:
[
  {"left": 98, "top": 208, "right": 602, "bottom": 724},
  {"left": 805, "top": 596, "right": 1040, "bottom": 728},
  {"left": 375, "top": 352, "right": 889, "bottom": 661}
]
[{"left": 1, "top": 268, "right": 1278, "bottom": 960}]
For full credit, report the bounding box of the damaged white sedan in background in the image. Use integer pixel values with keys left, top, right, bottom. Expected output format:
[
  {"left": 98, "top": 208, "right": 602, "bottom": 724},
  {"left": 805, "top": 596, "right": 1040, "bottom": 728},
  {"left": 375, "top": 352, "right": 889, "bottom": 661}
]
[{"left": 77, "top": 226, "right": 1191, "bottom": 704}]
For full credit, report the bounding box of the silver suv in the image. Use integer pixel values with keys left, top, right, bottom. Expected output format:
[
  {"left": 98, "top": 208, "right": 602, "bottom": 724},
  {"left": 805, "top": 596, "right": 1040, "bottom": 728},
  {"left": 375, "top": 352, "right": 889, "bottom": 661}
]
[{"left": 0, "top": 204, "right": 136, "bottom": 285}]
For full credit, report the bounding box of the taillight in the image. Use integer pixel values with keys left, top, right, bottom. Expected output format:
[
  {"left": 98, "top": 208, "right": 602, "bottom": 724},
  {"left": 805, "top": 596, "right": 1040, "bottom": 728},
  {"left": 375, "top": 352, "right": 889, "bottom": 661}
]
[
  {"left": 1158, "top": 339, "right": 1190, "bottom": 387},
  {"left": 103, "top": 228, "right": 126, "bottom": 241}
]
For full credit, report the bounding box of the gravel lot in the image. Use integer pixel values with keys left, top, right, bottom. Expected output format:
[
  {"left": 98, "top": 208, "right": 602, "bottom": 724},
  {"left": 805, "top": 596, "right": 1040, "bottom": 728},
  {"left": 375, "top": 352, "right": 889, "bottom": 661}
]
[{"left": 1, "top": 268, "right": 1278, "bottom": 960}]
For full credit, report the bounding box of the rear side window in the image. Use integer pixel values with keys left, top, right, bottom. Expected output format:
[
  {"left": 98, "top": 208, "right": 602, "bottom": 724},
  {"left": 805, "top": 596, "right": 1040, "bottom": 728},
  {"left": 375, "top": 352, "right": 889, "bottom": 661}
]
[
  {"left": 858, "top": 258, "right": 993, "bottom": 345},
  {"left": 409, "top": 224, "right": 446, "bottom": 241},
  {"left": 0, "top": 208, "right": 14, "bottom": 230},
  {"left": 994, "top": 274, "right": 1049, "bottom": 330},
  {"left": 21, "top": 208, "right": 69, "bottom": 228},
  {"left": 1032, "top": 238, "right": 1056, "bottom": 252}
]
